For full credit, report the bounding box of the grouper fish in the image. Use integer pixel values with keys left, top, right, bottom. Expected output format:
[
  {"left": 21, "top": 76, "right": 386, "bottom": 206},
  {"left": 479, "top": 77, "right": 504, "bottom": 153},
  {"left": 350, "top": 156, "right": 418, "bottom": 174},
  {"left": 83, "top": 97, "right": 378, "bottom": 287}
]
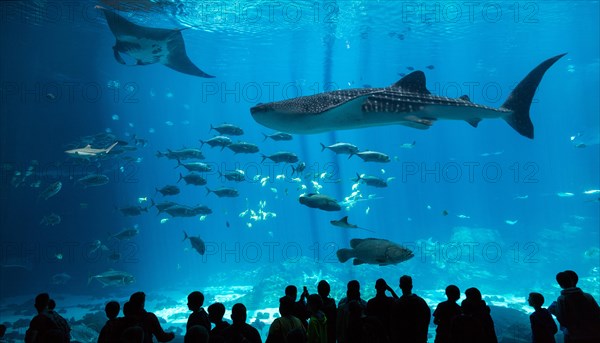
[{"left": 337, "top": 238, "right": 414, "bottom": 266}]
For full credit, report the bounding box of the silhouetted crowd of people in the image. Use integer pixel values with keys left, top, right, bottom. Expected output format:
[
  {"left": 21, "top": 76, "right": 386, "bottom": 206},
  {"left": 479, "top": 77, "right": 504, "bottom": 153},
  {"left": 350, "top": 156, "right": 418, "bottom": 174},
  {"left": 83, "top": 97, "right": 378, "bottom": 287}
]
[{"left": 20, "top": 270, "right": 600, "bottom": 343}]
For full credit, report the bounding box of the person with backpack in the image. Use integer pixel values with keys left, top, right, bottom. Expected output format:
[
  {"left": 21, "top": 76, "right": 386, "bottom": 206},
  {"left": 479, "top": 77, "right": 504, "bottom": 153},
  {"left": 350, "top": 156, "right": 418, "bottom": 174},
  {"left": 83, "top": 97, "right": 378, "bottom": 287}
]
[
  {"left": 47, "top": 299, "right": 71, "bottom": 342},
  {"left": 528, "top": 292, "right": 558, "bottom": 343},
  {"left": 549, "top": 270, "right": 600, "bottom": 343},
  {"left": 307, "top": 294, "right": 327, "bottom": 343},
  {"left": 25, "top": 293, "right": 69, "bottom": 343},
  {"left": 266, "top": 296, "right": 305, "bottom": 343}
]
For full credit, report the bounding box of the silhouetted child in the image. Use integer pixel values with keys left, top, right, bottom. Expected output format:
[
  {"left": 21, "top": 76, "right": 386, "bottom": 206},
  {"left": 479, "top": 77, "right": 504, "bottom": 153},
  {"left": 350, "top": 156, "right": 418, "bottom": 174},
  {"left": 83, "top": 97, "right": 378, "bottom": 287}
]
[
  {"left": 208, "top": 302, "right": 230, "bottom": 343},
  {"left": 25, "top": 293, "right": 59, "bottom": 343},
  {"left": 186, "top": 291, "right": 211, "bottom": 334},
  {"left": 184, "top": 325, "right": 209, "bottom": 343},
  {"left": 548, "top": 270, "right": 600, "bottom": 343},
  {"left": 222, "top": 303, "right": 262, "bottom": 343},
  {"left": 47, "top": 298, "right": 71, "bottom": 342},
  {"left": 528, "top": 292, "right": 557, "bottom": 343},
  {"left": 266, "top": 296, "right": 305, "bottom": 343},
  {"left": 307, "top": 294, "right": 327, "bottom": 343},
  {"left": 317, "top": 280, "right": 337, "bottom": 343},
  {"left": 337, "top": 280, "right": 367, "bottom": 343},
  {"left": 129, "top": 291, "right": 175, "bottom": 343},
  {"left": 118, "top": 301, "right": 144, "bottom": 343},
  {"left": 0, "top": 323, "right": 6, "bottom": 338},
  {"left": 433, "top": 285, "right": 461, "bottom": 343},
  {"left": 98, "top": 301, "right": 121, "bottom": 343},
  {"left": 451, "top": 297, "right": 484, "bottom": 343},
  {"left": 451, "top": 287, "right": 497, "bottom": 343}
]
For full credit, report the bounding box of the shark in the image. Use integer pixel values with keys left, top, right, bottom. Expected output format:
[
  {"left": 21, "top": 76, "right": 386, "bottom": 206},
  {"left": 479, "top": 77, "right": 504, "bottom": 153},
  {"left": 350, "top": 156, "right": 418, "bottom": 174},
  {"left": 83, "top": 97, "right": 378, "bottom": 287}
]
[
  {"left": 98, "top": 7, "right": 214, "bottom": 78},
  {"left": 250, "top": 54, "right": 566, "bottom": 139},
  {"left": 65, "top": 142, "right": 119, "bottom": 157}
]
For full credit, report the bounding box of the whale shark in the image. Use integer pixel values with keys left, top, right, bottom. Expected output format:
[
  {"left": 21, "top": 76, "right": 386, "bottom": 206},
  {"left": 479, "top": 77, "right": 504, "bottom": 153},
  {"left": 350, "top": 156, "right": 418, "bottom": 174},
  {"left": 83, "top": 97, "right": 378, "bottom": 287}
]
[
  {"left": 251, "top": 54, "right": 566, "bottom": 139},
  {"left": 98, "top": 7, "right": 214, "bottom": 78}
]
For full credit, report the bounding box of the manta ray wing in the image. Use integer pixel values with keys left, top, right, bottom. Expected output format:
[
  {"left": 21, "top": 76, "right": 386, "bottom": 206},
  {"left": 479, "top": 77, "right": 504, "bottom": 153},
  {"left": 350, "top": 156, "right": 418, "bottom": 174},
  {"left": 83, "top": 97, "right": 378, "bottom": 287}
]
[
  {"left": 100, "top": 8, "right": 214, "bottom": 78},
  {"left": 101, "top": 8, "right": 155, "bottom": 40},
  {"left": 164, "top": 34, "right": 215, "bottom": 78},
  {"left": 100, "top": 0, "right": 160, "bottom": 13}
]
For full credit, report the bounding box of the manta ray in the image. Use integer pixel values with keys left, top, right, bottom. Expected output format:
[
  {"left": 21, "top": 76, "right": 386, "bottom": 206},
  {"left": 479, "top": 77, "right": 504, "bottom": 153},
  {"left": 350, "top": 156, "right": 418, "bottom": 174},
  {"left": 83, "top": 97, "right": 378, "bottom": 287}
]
[
  {"left": 98, "top": 7, "right": 214, "bottom": 78},
  {"left": 251, "top": 54, "right": 566, "bottom": 139}
]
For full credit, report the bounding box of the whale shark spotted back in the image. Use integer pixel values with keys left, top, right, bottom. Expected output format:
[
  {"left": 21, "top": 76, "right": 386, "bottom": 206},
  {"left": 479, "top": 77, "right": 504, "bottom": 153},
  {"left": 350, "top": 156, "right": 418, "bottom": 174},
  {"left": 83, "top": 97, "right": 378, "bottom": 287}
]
[{"left": 251, "top": 54, "right": 567, "bottom": 139}]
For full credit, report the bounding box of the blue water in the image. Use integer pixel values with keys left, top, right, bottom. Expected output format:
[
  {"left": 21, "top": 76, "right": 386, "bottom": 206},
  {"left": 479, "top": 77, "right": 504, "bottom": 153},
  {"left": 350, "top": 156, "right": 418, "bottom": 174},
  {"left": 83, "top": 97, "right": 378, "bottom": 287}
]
[{"left": 0, "top": 0, "right": 599, "bottom": 341}]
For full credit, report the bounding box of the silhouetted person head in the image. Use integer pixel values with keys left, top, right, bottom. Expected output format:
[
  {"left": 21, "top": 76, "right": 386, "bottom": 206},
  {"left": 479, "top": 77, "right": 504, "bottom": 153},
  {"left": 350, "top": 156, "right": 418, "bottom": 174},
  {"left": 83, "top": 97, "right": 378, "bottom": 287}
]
[
  {"left": 399, "top": 275, "right": 413, "bottom": 294},
  {"left": 48, "top": 299, "right": 56, "bottom": 311},
  {"left": 285, "top": 285, "right": 298, "bottom": 301},
  {"left": 317, "top": 280, "right": 330, "bottom": 298},
  {"left": 445, "top": 285, "right": 460, "bottom": 302},
  {"left": 375, "top": 278, "right": 388, "bottom": 293},
  {"left": 208, "top": 302, "right": 226, "bottom": 324},
  {"left": 129, "top": 292, "right": 146, "bottom": 316},
  {"left": 556, "top": 271, "right": 577, "bottom": 289},
  {"left": 307, "top": 294, "right": 323, "bottom": 313},
  {"left": 528, "top": 292, "right": 545, "bottom": 309},
  {"left": 34, "top": 293, "right": 50, "bottom": 313},
  {"left": 105, "top": 301, "right": 120, "bottom": 319},
  {"left": 464, "top": 287, "right": 482, "bottom": 302},
  {"left": 0, "top": 324, "right": 6, "bottom": 337},
  {"left": 347, "top": 280, "right": 361, "bottom": 300},
  {"left": 347, "top": 280, "right": 360, "bottom": 292},
  {"left": 187, "top": 291, "right": 205, "bottom": 312},
  {"left": 129, "top": 292, "right": 146, "bottom": 308},
  {"left": 279, "top": 296, "right": 295, "bottom": 317},
  {"left": 123, "top": 301, "right": 134, "bottom": 317},
  {"left": 231, "top": 303, "right": 247, "bottom": 325},
  {"left": 185, "top": 325, "right": 209, "bottom": 343},
  {"left": 564, "top": 270, "right": 579, "bottom": 286}
]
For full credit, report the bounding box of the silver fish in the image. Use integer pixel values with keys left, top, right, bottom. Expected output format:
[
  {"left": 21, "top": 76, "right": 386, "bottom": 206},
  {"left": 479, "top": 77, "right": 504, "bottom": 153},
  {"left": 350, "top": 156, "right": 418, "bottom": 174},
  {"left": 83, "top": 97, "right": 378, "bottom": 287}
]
[
  {"left": 77, "top": 174, "right": 109, "bottom": 188},
  {"left": 88, "top": 269, "right": 135, "bottom": 287},
  {"left": 184, "top": 231, "right": 206, "bottom": 255},
  {"left": 206, "top": 187, "right": 239, "bottom": 198},
  {"left": 39, "top": 181, "right": 62, "bottom": 200},
  {"left": 210, "top": 123, "right": 244, "bottom": 136}
]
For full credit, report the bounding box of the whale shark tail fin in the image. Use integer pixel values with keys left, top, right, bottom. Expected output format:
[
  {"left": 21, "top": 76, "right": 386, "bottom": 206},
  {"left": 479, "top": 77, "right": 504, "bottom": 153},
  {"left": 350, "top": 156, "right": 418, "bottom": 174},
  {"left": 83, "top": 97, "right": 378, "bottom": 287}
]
[{"left": 501, "top": 53, "right": 566, "bottom": 139}]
